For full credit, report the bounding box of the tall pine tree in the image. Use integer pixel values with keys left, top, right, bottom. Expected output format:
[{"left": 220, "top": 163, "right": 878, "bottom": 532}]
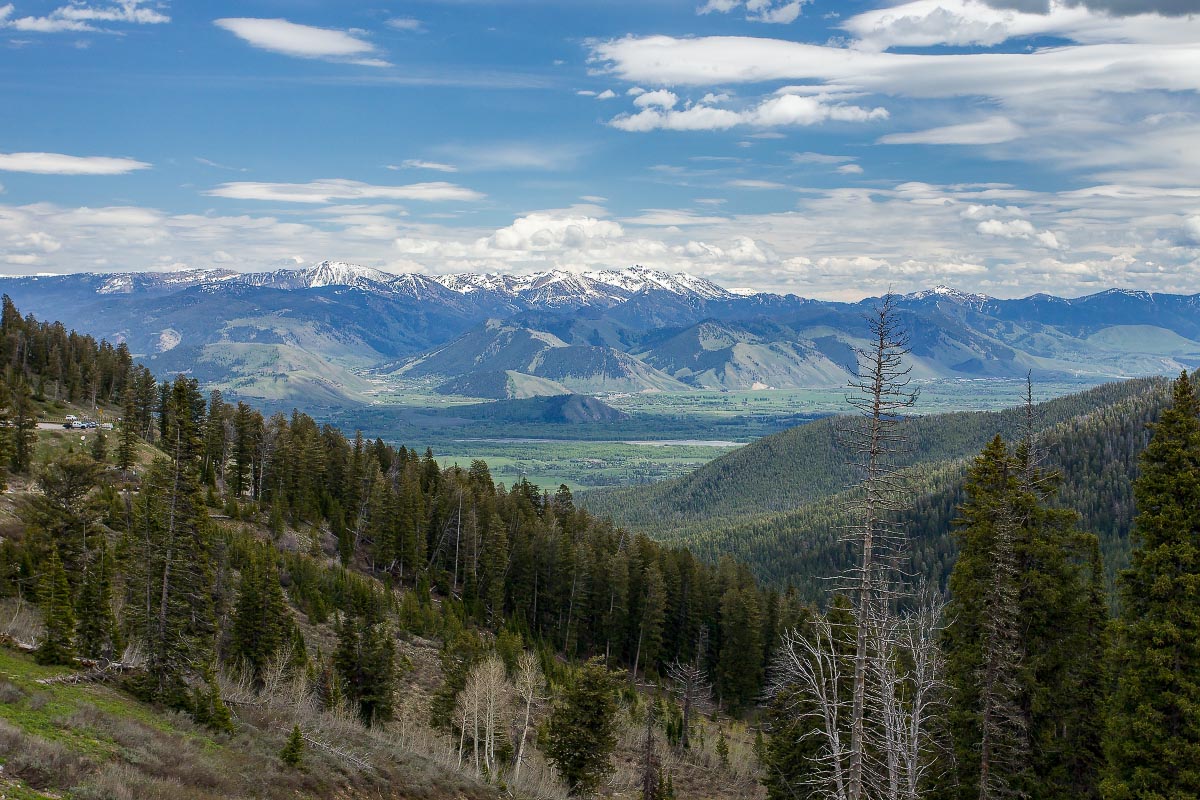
[{"left": 1103, "top": 371, "right": 1200, "bottom": 799}]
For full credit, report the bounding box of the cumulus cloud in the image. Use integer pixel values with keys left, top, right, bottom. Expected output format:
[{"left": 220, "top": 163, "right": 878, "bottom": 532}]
[
  {"left": 837, "top": 163, "right": 865, "bottom": 175},
  {"left": 596, "top": 89, "right": 617, "bottom": 100},
  {"left": 214, "top": 18, "right": 389, "bottom": 67},
  {"left": 0, "top": 152, "right": 151, "bottom": 175},
  {"left": 698, "top": 0, "right": 813, "bottom": 24},
  {"left": 204, "top": 179, "right": 483, "bottom": 203},
  {"left": 610, "top": 92, "right": 887, "bottom": 132},
  {"left": 485, "top": 213, "right": 623, "bottom": 251},
  {"left": 0, "top": 0, "right": 168, "bottom": 33}
]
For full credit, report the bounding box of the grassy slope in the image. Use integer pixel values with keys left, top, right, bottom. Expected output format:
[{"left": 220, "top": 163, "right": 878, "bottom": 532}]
[{"left": 0, "top": 428, "right": 766, "bottom": 800}]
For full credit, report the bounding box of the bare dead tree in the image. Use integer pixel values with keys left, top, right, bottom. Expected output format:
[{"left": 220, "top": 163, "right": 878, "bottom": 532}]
[
  {"left": 666, "top": 627, "right": 713, "bottom": 751},
  {"left": 839, "top": 293, "right": 919, "bottom": 800},
  {"left": 512, "top": 650, "right": 546, "bottom": 784},
  {"left": 771, "top": 617, "right": 853, "bottom": 800}
]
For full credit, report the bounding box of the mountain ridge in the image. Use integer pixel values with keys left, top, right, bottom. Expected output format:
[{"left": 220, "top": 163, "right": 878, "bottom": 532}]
[{"left": 3, "top": 262, "right": 1198, "bottom": 404}]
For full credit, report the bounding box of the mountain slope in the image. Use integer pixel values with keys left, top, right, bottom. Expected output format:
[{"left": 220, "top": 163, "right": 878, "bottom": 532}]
[
  {"left": 582, "top": 376, "right": 1168, "bottom": 544},
  {"left": 397, "top": 320, "right": 689, "bottom": 394}
]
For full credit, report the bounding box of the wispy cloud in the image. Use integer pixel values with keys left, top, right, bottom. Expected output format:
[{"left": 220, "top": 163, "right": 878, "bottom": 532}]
[
  {"left": 0, "top": 151, "right": 150, "bottom": 174},
  {"left": 0, "top": 1, "right": 168, "bottom": 34},
  {"left": 214, "top": 18, "right": 389, "bottom": 67},
  {"left": 385, "top": 17, "right": 424, "bottom": 32},
  {"left": 880, "top": 117, "right": 1025, "bottom": 146},
  {"left": 388, "top": 160, "right": 459, "bottom": 173},
  {"left": 204, "top": 178, "right": 483, "bottom": 203}
]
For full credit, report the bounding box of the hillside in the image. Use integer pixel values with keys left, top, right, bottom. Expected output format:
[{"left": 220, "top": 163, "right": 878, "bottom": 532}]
[
  {"left": 0, "top": 300, "right": 770, "bottom": 800},
  {"left": 584, "top": 375, "right": 1174, "bottom": 599}
]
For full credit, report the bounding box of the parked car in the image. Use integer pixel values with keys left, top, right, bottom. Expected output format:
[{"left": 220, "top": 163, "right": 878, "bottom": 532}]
[{"left": 63, "top": 421, "right": 75, "bottom": 429}]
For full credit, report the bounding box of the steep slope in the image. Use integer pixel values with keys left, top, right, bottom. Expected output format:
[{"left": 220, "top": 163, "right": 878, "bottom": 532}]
[
  {"left": 639, "top": 320, "right": 854, "bottom": 389},
  {"left": 632, "top": 377, "right": 1171, "bottom": 598},
  {"left": 436, "top": 370, "right": 572, "bottom": 399},
  {"left": 582, "top": 376, "right": 1167, "bottom": 536},
  {"left": 398, "top": 320, "right": 689, "bottom": 394}
]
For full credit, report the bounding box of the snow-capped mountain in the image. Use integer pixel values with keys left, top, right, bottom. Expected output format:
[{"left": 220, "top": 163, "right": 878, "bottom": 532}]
[
  {"left": 2, "top": 262, "right": 1198, "bottom": 407},
  {"left": 429, "top": 265, "right": 735, "bottom": 307},
  {"left": 240, "top": 261, "right": 399, "bottom": 291}
]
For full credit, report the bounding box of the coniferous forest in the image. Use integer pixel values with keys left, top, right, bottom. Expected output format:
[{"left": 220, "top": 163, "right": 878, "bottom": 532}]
[{"left": 1, "top": 295, "right": 1199, "bottom": 800}]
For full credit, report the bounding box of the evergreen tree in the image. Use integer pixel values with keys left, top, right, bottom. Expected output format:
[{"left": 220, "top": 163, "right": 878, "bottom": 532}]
[
  {"left": 334, "top": 609, "right": 397, "bottom": 725},
  {"left": 717, "top": 583, "right": 764, "bottom": 711},
  {"left": 229, "top": 550, "right": 292, "bottom": 679},
  {"left": 544, "top": 657, "right": 622, "bottom": 797},
  {"left": 121, "top": 377, "right": 221, "bottom": 716},
  {"left": 118, "top": 387, "right": 139, "bottom": 474},
  {"left": 90, "top": 428, "right": 107, "bottom": 462},
  {"left": 1103, "top": 371, "right": 1200, "bottom": 799},
  {"left": 35, "top": 546, "right": 76, "bottom": 665},
  {"left": 281, "top": 724, "right": 305, "bottom": 767},
  {"left": 75, "top": 539, "right": 120, "bottom": 660},
  {"left": 10, "top": 378, "right": 38, "bottom": 474}
]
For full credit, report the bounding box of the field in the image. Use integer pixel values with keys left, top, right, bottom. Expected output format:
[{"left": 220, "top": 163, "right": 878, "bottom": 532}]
[{"left": 317, "top": 378, "right": 1108, "bottom": 493}]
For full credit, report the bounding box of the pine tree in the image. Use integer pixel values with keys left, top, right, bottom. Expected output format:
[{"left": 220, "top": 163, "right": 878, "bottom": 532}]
[
  {"left": 36, "top": 546, "right": 76, "bottom": 665},
  {"left": 943, "top": 436, "right": 1031, "bottom": 799},
  {"left": 334, "top": 609, "right": 397, "bottom": 725},
  {"left": 545, "top": 657, "right": 621, "bottom": 796},
  {"left": 118, "top": 387, "right": 139, "bottom": 474},
  {"left": 75, "top": 539, "right": 120, "bottom": 659},
  {"left": 229, "top": 550, "right": 291, "bottom": 679},
  {"left": 121, "top": 377, "right": 221, "bottom": 716},
  {"left": 1103, "top": 371, "right": 1200, "bottom": 799},
  {"left": 9, "top": 378, "right": 38, "bottom": 474},
  {"left": 281, "top": 724, "right": 305, "bottom": 767},
  {"left": 90, "top": 429, "right": 107, "bottom": 463}
]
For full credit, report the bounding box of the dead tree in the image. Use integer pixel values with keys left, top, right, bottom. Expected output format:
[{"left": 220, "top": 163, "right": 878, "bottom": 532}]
[
  {"left": 839, "top": 293, "right": 919, "bottom": 800},
  {"left": 666, "top": 627, "right": 713, "bottom": 750},
  {"left": 512, "top": 650, "right": 545, "bottom": 784}
]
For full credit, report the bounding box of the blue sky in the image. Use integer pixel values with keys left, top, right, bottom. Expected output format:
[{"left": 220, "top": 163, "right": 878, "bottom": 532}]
[{"left": 1, "top": 0, "right": 1199, "bottom": 299}]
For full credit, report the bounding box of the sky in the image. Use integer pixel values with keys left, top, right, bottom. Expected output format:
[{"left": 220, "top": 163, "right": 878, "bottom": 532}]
[{"left": 1, "top": 0, "right": 1199, "bottom": 300}]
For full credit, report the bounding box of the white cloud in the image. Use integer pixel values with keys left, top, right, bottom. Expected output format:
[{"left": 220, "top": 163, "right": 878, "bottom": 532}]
[
  {"left": 590, "top": 34, "right": 1200, "bottom": 101},
  {"left": 792, "top": 152, "right": 856, "bottom": 164},
  {"left": 214, "top": 18, "right": 389, "bottom": 67},
  {"left": 611, "top": 92, "right": 887, "bottom": 132},
  {"left": 385, "top": 17, "right": 423, "bottom": 32},
  {"left": 595, "top": 89, "right": 617, "bottom": 100},
  {"left": 881, "top": 116, "right": 1025, "bottom": 145},
  {"left": 622, "top": 209, "right": 731, "bottom": 226},
  {"left": 0, "top": 151, "right": 150, "bottom": 175},
  {"left": 727, "top": 179, "right": 787, "bottom": 189},
  {"left": 837, "top": 163, "right": 865, "bottom": 175},
  {"left": 389, "top": 160, "right": 458, "bottom": 173},
  {"left": 485, "top": 212, "right": 623, "bottom": 251},
  {"left": 432, "top": 142, "right": 585, "bottom": 172},
  {"left": 204, "top": 179, "right": 483, "bottom": 203},
  {"left": 0, "top": 0, "right": 168, "bottom": 33},
  {"left": 698, "top": 0, "right": 812, "bottom": 24},
  {"left": 633, "top": 89, "right": 679, "bottom": 109}
]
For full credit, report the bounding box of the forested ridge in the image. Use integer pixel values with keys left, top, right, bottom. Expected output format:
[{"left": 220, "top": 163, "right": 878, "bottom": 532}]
[{"left": 588, "top": 376, "right": 1170, "bottom": 595}]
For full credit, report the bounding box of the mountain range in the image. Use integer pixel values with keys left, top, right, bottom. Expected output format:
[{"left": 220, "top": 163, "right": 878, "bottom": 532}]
[{"left": 3, "top": 261, "right": 1198, "bottom": 405}]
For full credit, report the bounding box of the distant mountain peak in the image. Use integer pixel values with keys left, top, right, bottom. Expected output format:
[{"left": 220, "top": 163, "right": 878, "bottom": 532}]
[{"left": 904, "top": 285, "right": 993, "bottom": 309}]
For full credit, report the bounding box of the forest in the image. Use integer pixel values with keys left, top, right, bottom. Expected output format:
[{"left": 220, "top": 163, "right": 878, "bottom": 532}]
[{"left": 0, "top": 293, "right": 1198, "bottom": 800}]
